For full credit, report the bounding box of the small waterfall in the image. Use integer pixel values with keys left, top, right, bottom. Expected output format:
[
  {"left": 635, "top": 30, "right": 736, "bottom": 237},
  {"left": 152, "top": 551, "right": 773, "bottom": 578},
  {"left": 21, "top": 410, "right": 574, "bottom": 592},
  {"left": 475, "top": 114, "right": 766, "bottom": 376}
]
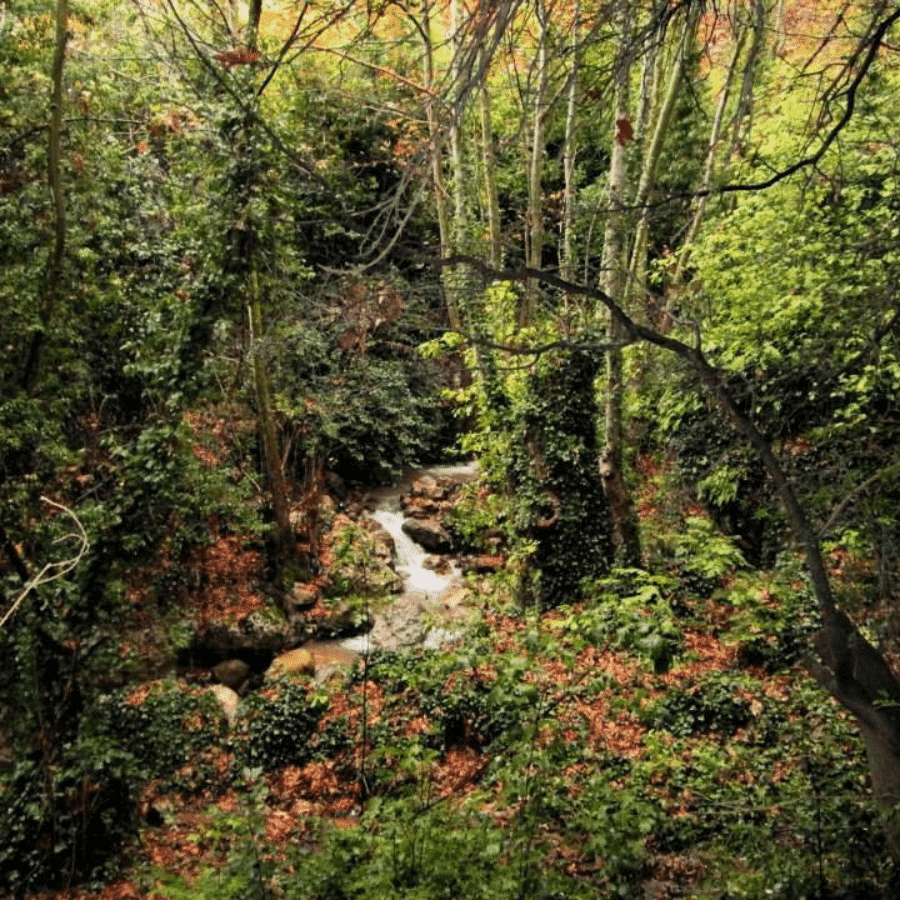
[
  {"left": 370, "top": 509, "right": 453, "bottom": 596},
  {"left": 335, "top": 461, "right": 476, "bottom": 656}
]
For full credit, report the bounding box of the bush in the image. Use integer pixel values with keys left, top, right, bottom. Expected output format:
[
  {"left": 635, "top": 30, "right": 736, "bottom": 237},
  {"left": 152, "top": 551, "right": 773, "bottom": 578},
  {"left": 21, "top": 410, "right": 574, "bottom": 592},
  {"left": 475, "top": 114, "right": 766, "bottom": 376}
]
[
  {"left": 563, "top": 568, "right": 683, "bottom": 672},
  {"left": 0, "top": 735, "right": 134, "bottom": 895},
  {"left": 98, "top": 680, "right": 228, "bottom": 790},
  {"left": 240, "top": 681, "right": 330, "bottom": 771},
  {"left": 642, "top": 671, "right": 752, "bottom": 737}
]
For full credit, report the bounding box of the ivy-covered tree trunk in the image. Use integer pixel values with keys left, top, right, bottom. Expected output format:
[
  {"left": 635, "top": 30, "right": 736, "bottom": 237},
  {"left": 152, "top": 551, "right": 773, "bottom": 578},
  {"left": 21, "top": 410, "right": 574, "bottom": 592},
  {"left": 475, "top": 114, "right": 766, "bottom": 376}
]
[
  {"left": 516, "top": 351, "right": 612, "bottom": 606},
  {"left": 22, "top": 0, "right": 67, "bottom": 393}
]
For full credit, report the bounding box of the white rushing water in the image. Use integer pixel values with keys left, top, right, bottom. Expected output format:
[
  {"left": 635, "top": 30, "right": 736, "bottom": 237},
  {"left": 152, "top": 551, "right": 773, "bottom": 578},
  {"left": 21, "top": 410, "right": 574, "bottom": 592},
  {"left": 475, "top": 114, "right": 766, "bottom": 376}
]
[
  {"left": 369, "top": 509, "right": 451, "bottom": 595},
  {"left": 336, "top": 461, "right": 477, "bottom": 656}
]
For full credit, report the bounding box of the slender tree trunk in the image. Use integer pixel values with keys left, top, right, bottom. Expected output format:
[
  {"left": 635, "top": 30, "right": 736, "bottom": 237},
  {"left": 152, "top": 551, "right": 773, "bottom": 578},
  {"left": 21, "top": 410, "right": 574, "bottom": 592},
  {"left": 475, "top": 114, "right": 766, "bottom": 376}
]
[
  {"left": 521, "top": 0, "right": 549, "bottom": 327},
  {"left": 244, "top": 1, "right": 300, "bottom": 592},
  {"left": 727, "top": 0, "right": 766, "bottom": 163},
  {"left": 600, "top": 0, "right": 641, "bottom": 566},
  {"left": 22, "top": 0, "right": 68, "bottom": 393},
  {"left": 627, "top": 3, "right": 701, "bottom": 297},
  {"left": 479, "top": 66, "right": 503, "bottom": 269},
  {"left": 247, "top": 279, "right": 296, "bottom": 591},
  {"left": 422, "top": 0, "right": 461, "bottom": 329},
  {"left": 560, "top": 0, "right": 581, "bottom": 286},
  {"left": 449, "top": 0, "right": 468, "bottom": 252},
  {"left": 673, "top": 16, "right": 748, "bottom": 283}
]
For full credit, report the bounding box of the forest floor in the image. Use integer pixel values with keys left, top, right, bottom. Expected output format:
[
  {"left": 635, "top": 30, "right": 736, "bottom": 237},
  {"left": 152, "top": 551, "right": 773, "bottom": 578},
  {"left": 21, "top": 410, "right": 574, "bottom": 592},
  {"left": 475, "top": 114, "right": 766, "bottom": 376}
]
[{"left": 24, "top": 448, "right": 899, "bottom": 900}]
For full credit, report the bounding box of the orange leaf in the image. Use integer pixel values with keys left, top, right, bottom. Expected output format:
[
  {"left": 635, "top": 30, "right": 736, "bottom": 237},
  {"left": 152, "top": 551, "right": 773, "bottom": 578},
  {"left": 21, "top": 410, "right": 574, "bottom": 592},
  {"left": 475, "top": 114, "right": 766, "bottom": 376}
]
[{"left": 615, "top": 117, "right": 633, "bottom": 146}]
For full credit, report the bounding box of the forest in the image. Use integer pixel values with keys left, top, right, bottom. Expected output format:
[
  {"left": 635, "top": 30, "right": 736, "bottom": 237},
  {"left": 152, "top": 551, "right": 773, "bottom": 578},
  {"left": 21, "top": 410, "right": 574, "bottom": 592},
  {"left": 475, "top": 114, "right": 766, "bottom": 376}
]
[{"left": 3, "top": 0, "right": 900, "bottom": 897}]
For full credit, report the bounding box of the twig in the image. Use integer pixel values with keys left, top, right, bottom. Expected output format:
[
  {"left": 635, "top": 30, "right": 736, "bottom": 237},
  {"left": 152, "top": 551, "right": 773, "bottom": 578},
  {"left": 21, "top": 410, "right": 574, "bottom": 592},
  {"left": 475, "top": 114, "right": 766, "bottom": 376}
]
[{"left": 0, "top": 497, "right": 89, "bottom": 631}]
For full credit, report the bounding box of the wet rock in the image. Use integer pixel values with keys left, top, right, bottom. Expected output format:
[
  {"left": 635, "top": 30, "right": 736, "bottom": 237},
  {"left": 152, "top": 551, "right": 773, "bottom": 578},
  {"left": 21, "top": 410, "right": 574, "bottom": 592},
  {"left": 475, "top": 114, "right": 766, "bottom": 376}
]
[
  {"left": 402, "top": 516, "right": 452, "bottom": 553},
  {"left": 368, "top": 590, "right": 437, "bottom": 647},
  {"left": 212, "top": 658, "right": 250, "bottom": 691},
  {"left": 459, "top": 554, "right": 506, "bottom": 574},
  {"left": 423, "top": 554, "right": 452, "bottom": 574},
  {"left": 267, "top": 648, "right": 316, "bottom": 679},
  {"left": 363, "top": 518, "right": 396, "bottom": 565}
]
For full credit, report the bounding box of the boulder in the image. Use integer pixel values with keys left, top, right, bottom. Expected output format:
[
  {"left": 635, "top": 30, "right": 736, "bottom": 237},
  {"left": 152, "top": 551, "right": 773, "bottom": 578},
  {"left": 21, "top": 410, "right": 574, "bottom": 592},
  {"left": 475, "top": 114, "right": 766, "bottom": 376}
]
[
  {"left": 267, "top": 648, "right": 316, "bottom": 679},
  {"left": 402, "top": 516, "right": 453, "bottom": 553},
  {"left": 181, "top": 616, "right": 292, "bottom": 671},
  {"left": 208, "top": 684, "right": 240, "bottom": 724},
  {"left": 212, "top": 658, "right": 250, "bottom": 691},
  {"left": 288, "top": 584, "right": 319, "bottom": 612}
]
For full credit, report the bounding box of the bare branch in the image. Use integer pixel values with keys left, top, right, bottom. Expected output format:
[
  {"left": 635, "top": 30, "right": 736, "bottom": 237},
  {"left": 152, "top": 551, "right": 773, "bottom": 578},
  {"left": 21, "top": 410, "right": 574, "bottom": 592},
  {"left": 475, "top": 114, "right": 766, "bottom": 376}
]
[{"left": 0, "top": 497, "right": 89, "bottom": 631}]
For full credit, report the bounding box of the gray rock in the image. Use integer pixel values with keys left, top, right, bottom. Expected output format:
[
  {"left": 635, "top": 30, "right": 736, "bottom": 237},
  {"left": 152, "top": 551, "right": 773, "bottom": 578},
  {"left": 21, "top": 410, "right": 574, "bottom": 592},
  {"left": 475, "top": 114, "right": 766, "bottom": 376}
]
[{"left": 402, "top": 516, "right": 452, "bottom": 553}]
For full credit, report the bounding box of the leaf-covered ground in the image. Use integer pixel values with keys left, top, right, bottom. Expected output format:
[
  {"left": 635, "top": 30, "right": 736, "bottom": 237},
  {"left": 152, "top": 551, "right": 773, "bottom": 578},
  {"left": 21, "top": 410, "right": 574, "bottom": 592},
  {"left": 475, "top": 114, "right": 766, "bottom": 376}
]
[{"left": 24, "top": 451, "right": 900, "bottom": 900}]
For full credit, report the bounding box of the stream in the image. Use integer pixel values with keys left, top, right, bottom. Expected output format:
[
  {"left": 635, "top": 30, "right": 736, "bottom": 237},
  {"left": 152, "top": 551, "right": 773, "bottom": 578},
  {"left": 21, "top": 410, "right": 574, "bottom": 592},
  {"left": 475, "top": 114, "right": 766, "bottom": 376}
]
[{"left": 304, "top": 461, "right": 478, "bottom": 675}]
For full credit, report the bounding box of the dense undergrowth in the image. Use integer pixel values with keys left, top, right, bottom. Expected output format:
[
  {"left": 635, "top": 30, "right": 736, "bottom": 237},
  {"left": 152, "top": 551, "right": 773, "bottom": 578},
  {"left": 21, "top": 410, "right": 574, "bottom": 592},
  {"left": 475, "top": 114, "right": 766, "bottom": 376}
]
[{"left": 19, "top": 479, "right": 896, "bottom": 900}]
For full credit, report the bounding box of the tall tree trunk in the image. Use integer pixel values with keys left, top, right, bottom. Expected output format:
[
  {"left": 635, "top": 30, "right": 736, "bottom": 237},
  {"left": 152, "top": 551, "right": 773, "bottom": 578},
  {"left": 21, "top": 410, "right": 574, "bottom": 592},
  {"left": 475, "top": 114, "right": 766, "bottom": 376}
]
[
  {"left": 22, "top": 0, "right": 68, "bottom": 394},
  {"left": 627, "top": 2, "right": 701, "bottom": 297},
  {"left": 727, "top": 0, "right": 767, "bottom": 163},
  {"left": 560, "top": 0, "right": 581, "bottom": 286},
  {"left": 479, "top": 62, "right": 503, "bottom": 269},
  {"left": 673, "top": 13, "right": 748, "bottom": 283},
  {"left": 244, "top": 0, "right": 299, "bottom": 593},
  {"left": 600, "top": 0, "right": 641, "bottom": 566},
  {"left": 422, "top": 0, "right": 461, "bottom": 329},
  {"left": 247, "top": 277, "right": 296, "bottom": 591},
  {"left": 521, "top": 0, "right": 550, "bottom": 327}
]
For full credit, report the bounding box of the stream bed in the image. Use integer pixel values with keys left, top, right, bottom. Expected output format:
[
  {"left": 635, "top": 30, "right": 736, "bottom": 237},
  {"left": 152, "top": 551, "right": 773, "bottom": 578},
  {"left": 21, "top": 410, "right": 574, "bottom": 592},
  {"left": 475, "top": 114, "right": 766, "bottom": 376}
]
[{"left": 304, "top": 461, "right": 478, "bottom": 677}]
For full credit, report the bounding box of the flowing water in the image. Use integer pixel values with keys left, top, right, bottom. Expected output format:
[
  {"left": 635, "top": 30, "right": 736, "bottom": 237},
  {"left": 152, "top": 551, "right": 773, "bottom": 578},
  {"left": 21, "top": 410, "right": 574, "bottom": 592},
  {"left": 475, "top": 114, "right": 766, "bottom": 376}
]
[
  {"left": 302, "top": 462, "right": 478, "bottom": 676},
  {"left": 337, "top": 461, "right": 477, "bottom": 657}
]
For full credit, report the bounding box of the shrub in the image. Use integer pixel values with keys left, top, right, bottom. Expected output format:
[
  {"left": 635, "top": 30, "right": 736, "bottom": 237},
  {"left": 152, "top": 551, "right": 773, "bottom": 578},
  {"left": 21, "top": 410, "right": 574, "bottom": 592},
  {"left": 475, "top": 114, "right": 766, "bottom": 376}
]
[
  {"left": 563, "top": 568, "right": 683, "bottom": 672},
  {"left": 97, "top": 680, "right": 228, "bottom": 790},
  {"left": 642, "top": 671, "right": 752, "bottom": 737},
  {"left": 240, "top": 681, "right": 330, "bottom": 771}
]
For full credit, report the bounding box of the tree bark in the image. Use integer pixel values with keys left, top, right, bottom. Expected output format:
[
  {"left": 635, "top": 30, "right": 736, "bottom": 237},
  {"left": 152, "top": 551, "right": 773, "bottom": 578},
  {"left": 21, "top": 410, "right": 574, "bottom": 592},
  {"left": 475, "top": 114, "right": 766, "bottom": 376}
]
[
  {"left": 521, "top": 0, "right": 550, "bottom": 327},
  {"left": 479, "top": 62, "right": 503, "bottom": 269},
  {"left": 421, "top": 0, "right": 461, "bottom": 329},
  {"left": 560, "top": 0, "right": 580, "bottom": 286},
  {"left": 599, "top": 0, "right": 641, "bottom": 566},
  {"left": 627, "top": 2, "right": 701, "bottom": 297},
  {"left": 22, "top": 0, "right": 68, "bottom": 394}
]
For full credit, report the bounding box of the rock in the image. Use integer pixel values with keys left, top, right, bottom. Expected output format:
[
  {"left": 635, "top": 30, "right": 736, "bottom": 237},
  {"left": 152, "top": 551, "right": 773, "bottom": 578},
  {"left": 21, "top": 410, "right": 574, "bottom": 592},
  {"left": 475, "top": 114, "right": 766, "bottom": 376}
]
[
  {"left": 288, "top": 584, "right": 319, "bottom": 612},
  {"left": 411, "top": 474, "right": 438, "bottom": 497},
  {"left": 318, "top": 601, "right": 370, "bottom": 637},
  {"left": 362, "top": 518, "right": 396, "bottom": 566},
  {"left": 213, "top": 658, "right": 250, "bottom": 691},
  {"left": 423, "top": 554, "right": 452, "bottom": 574},
  {"left": 208, "top": 684, "right": 240, "bottom": 724},
  {"left": 181, "top": 618, "right": 290, "bottom": 671},
  {"left": 402, "top": 516, "right": 453, "bottom": 553},
  {"left": 459, "top": 553, "right": 506, "bottom": 574},
  {"left": 267, "top": 648, "right": 316, "bottom": 679}
]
